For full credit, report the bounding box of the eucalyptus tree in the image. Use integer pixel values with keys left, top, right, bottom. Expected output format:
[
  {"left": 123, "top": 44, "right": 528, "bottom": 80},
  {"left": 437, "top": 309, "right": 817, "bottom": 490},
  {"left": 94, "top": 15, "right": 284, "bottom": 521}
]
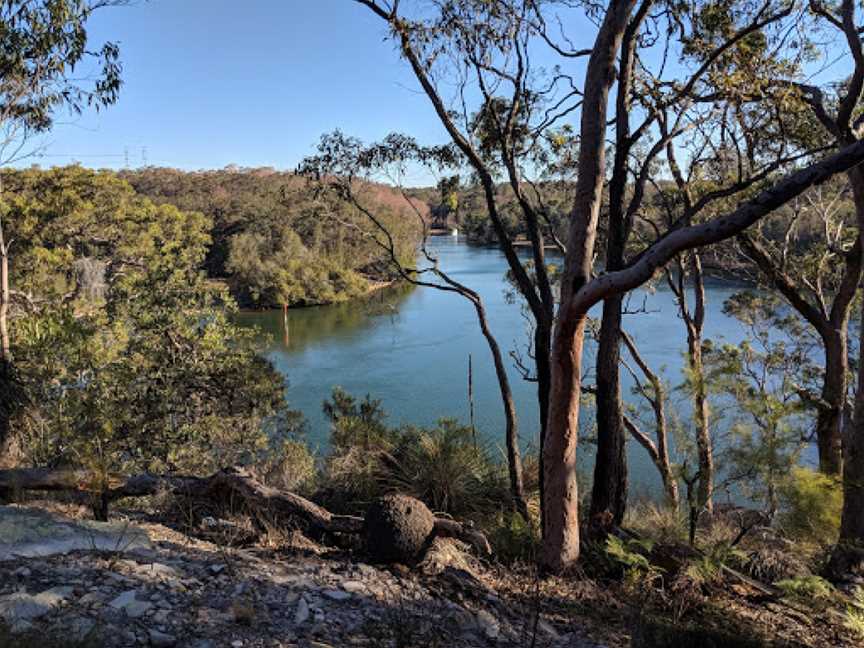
[
  {"left": 0, "top": 0, "right": 123, "bottom": 455},
  {"left": 791, "top": 0, "right": 864, "bottom": 557},
  {"left": 730, "top": 0, "right": 864, "bottom": 553},
  {"left": 352, "top": 2, "right": 584, "bottom": 518},
  {"left": 734, "top": 180, "right": 859, "bottom": 477},
  {"left": 0, "top": 0, "right": 123, "bottom": 360},
  {"left": 351, "top": 0, "right": 864, "bottom": 572}
]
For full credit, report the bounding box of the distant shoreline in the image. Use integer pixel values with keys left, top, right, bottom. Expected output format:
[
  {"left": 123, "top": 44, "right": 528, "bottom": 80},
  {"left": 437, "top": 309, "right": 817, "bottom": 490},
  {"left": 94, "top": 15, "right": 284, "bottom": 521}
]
[{"left": 236, "top": 278, "right": 399, "bottom": 313}]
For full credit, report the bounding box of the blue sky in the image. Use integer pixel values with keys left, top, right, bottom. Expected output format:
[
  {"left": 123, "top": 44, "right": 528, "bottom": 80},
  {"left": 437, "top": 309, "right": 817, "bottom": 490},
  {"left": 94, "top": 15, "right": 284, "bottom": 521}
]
[
  {"left": 33, "top": 1, "right": 852, "bottom": 178},
  {"left": 36, "top": 0, "right": 451, "bottom": 173}
]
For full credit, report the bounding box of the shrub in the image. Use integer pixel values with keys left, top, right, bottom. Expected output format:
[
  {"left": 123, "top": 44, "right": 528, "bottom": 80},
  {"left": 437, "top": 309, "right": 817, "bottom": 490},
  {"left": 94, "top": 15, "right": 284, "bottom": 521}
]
[
  {"left": 778, "top": 467, "right": 842, "bottom": 545},
  {"left": 624, "top": 501, "right": 686, "bottom": 545},
  {"left": 260, "top": 439, "right": 317, "bottom": 494},
  {"left": 385, "top": 419, "right": 506, "bottom": 516},
  {"left": 775, "top": 575, "right": 836, "bottom": 607},
  {"left": 319, "top": 388, "right": 396, "bottom": 511},
  {"left": 487, "top": 511, "right": 540, "bottom": 564},
  {"left": 845, "top": 586, "right": 864, "bottom": 639},
  {"left": 743, "top": 546, "right": 809, "bottom": 583}
]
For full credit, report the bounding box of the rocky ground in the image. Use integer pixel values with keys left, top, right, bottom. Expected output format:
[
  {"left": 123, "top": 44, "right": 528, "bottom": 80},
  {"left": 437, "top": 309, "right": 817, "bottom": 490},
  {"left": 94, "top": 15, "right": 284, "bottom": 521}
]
[
  {"left": 0, "top": 501, "right": 861, "bottom": 648},
  {"left": 0, "top": 503, "right": 610, "bottom": 648}
]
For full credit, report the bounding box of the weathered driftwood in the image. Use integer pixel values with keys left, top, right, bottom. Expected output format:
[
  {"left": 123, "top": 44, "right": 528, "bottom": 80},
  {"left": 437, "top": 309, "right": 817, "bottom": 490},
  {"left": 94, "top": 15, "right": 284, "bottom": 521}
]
[{"left": 0, "top": 466, "right": 491, "bottom": 555}]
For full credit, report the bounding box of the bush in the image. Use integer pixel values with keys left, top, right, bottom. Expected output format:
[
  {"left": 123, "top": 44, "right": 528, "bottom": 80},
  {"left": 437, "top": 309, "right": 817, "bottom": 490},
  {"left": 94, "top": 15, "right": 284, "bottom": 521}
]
[
  {"left": 845, "top": 587, "right": 864, "bottom": 639},
  {"left": 775, "top": 575, "right": 836, "bottom": 607},
  {"left": 260, "top": 439, "right": 317, "bottom": 494},
  {"left": 385, "top": 419, "right": 507, "bottom": 516},
  {"left": 624, "top": 501, "right": 686, "bottom": 545},
  {"left": 778, "top": 467, "right": 842, "bottom": 545},
  {"left": 487, "top": 511, "right": 540, "bottom": 564},
  {"left": 319, "top": 389, "right": 514, "bottom": 520},
  {"left": 320, "top": 388, "right": 395, "bottom": 511}
]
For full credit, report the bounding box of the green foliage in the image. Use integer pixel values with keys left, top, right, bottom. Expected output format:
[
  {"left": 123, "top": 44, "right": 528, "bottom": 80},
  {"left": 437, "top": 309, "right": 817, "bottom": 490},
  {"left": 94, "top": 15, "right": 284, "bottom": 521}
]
[
  {"left": 684, "top": 544, "right": 747, "bottom": 586},
  {"left": 605, "top": 535, "right": 658, "bottom": 571},
  {"left": 775, "top": 575, "right": 836, "bottom": 605},
  {"left": 605, "top": 535, "right": 664, "bottom": 594},
  {"left": 386, "top": 419, "right": 504, "bottom": 516},
  {"left": 845, "top": 587, "right": 864, "bottom": 639},
  {"left": 704, "top": 294, "right": 812, "bottom": 513},
  {"left": 227, "top": 226, "right": 368, "bottom": 307},
  {"left": 487, "top": 510, "right": 539, "bottom": 564},
  {"left": 324, "top": 387, "right": 395, "bottom": 451},
  {"left": 259, "top": 438, "right": 317, "bottom": 494},
  {"left": 123, "top": 167, "right": 421, "bottom": 308},
  {"left": 320, "top": 387, "right": 396, "bottom": 509},
  {"left": 320, "top": 388, "right": 511, "bottom": 518},
  {"left": 778, "top": 467, "right": 842, "bottom": 545},
  {"left": 0, "top": 1, "right": 121, "bottom": 137},
  {"left": 3, "top": 167, "right": 299, "bottom": 479},
  {"left": 625, "top": 502, "right": 687, "bottom": 545}
]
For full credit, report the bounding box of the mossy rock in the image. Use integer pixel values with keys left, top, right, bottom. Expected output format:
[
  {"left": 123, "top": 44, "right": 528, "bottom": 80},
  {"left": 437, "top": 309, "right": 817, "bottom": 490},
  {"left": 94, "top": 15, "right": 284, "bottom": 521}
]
[
  {"left": 630, "top": 614, "right": 770, "bottom": 648},
  {"left": 363, "top": 494, "right": 435, "bottom": 564}
]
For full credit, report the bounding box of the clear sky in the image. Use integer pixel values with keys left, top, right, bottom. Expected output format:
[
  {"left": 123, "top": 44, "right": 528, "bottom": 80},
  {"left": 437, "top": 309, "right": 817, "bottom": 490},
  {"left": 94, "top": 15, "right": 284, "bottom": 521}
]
[
  {"left": 36, "top": 0, "right": 452, "bottom": 173},
  {"left": 33, "top": 1, "right": 852, "bottom": 177}
]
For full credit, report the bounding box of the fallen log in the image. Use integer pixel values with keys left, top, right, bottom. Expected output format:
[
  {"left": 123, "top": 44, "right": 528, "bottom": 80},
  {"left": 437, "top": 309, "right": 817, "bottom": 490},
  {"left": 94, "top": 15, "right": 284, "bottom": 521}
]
[{"left": 0, "top": 466, "right": 491, "bottom": 556}]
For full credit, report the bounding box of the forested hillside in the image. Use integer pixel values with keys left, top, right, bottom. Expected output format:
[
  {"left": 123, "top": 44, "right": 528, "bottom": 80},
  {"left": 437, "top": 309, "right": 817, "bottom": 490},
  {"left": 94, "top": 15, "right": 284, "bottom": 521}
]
[{"left": 121, "top": 167, "right": 424, "bottom": 308}]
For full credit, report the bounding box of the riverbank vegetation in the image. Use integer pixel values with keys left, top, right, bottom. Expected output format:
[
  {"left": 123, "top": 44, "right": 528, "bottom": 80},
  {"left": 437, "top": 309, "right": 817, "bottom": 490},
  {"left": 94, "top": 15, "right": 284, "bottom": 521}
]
[{"left": 121, "top": 167, "right": 424, "bottom": 308}]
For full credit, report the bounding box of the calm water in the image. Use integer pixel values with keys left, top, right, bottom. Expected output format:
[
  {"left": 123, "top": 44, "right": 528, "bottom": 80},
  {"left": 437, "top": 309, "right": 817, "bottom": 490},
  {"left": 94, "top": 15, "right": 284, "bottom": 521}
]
[{"left": 235, "top": 236, "right": 762, "bottom": 498}]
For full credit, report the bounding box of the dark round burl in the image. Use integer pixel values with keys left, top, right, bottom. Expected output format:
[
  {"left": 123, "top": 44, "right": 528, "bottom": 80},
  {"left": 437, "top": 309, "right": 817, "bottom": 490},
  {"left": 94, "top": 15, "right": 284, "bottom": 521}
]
[{"left": 363, "top": 494, "right": 435, "bottom": 564}]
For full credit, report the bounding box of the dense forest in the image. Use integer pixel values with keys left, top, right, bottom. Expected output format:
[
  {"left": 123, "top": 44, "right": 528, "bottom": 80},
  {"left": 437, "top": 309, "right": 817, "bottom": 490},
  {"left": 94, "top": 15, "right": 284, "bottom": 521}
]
[{"left": 121, "top": 166, "right": 424, "bottom": 308}]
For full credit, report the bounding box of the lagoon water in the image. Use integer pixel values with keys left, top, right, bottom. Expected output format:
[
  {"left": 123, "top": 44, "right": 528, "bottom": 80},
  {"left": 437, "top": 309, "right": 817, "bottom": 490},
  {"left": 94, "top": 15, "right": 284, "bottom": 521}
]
[{"left": 236, "top": 235, "right": 768, "bottom": 500}]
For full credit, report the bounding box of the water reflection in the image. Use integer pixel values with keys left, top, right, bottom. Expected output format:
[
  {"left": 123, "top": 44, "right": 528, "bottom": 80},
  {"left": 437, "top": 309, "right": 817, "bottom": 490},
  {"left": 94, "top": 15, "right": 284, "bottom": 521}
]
[{"left": 235, "top": 283, "right": 416, "bottom": 353}]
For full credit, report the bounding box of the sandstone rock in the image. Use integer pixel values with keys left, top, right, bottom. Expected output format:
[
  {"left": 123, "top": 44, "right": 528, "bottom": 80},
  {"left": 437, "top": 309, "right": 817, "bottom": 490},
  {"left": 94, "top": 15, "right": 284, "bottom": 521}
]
[
  {"left": 475, "top": 609, "right": 500, "bottom": 640},
  {"left": 67, "top": 615, "right": 96, "bottom": 639},
  {"left": 294, "top": 597, "right": 310, "bottom": 624},
  {"left": 340, "top": 580, "right": 366, "bottom": 594},
  {"left": 323, "top": 589, "right": 351, "bottom": 601},
  {"left": 0, "top": 592, "right": 52, "bottom": 630},
  {"left": 0, "top": 505, "right": 150, "bottom": 559},
  {"left": 148, "top": 629, "right": 177, "bottom": 647},
  {"left": 109, "top": 589, "right": 153, "bottom": 618},
  {"left": 363, "top": 495, "right": 434, "bottom": 564}
]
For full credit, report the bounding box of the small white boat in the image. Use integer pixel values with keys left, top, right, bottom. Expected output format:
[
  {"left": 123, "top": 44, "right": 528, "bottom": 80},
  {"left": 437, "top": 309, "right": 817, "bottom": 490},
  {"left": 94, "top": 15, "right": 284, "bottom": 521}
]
[{"left": 451, "top": 228, "right": 459, "bottom": 236}]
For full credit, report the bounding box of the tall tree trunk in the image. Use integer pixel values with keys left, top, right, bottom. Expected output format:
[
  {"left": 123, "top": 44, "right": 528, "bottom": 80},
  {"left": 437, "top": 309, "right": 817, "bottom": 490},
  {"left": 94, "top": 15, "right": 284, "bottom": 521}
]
[
  {"left": 535, "top": 320, "right": 552, "bottom": 532},
  {"left": 686, "top": 254, "right": 712, "bottom": 512},
  {"left": 0, "top": 227, "right": 9, "bottom": 363},
  {"left": 591, "top": 294, "right": 628, "bottom": 528},
  {"left": 587, "top": 0, "right": 653, "bottom": 531},
  {"left": 840, "top": 300, "right": 864, "bottom": 544},
  {"left": 818, "top": 327, "right": 847, "bottom": 475},
  {"left": 0, "top": 256, "right": 8, "bottom": 362},
  {"left": 839, "top": 164, "right": 864, "bottom": 545},
  {"left": 543, "top": 313, "right": 588, "bottom": 571},
  {"left": 541, "top": 0, "right": 636, "bottom": 573}
]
